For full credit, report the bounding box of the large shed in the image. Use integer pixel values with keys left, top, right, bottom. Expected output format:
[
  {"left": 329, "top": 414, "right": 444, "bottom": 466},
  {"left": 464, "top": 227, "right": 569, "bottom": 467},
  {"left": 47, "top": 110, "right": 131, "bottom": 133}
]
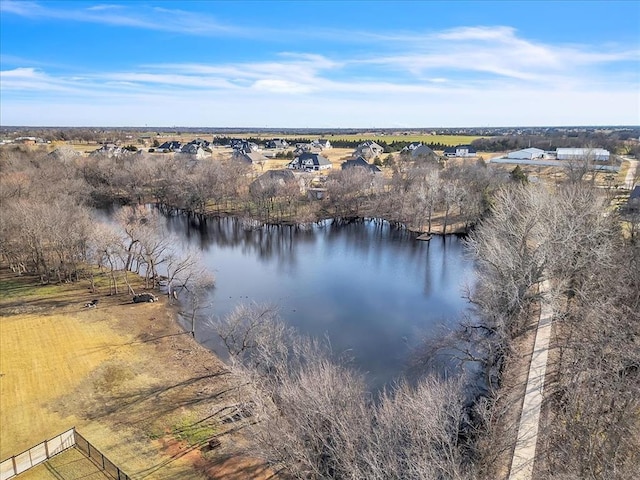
[
  {"left": 556, "top": 148, "right": 610, "bottom": 162},
  {"left": 507, "top": 147, "right": 546, "bottom": 160}
]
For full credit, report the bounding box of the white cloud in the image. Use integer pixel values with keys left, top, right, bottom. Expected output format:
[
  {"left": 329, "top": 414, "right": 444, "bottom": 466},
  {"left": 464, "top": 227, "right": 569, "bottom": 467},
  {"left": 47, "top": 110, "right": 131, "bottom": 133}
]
[
  {"left": 0, "top": 67, "right": 80, "bottom": 92},
  {"left": 1, "top": 9, "right": 638, "bottom": 127},
  {"left": 0, "top": 0, "right": 251, "bottom": 36},
  {"left": 356, "top": 25, "right": 639, "bottom": 90},
  {"left": 251, "top": 79, "right": 312, "bottom": 94},
  {"left": 86, "top": 4, "right": 126, "bottom": 11}
]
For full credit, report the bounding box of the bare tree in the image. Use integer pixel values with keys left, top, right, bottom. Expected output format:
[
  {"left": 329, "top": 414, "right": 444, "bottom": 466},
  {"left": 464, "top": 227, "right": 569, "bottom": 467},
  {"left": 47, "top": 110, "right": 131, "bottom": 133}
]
[
  {"left": 1, "top": 197, "right": 93, "bottom": 283},
  {"left": 465, "top": 184, "right": 549, "bottom": 339},
  {"left": 88, "top": 222, "right": 125, "bottom": 294},
  {"left": 325, "top": 167, "right": 376, "bottom": 218},
  {"left": 214, "top": 303, "right": 282, "bottom": 358},
  {"left": 164, "top": 248, "right": 213, "bottom": 302},
  {"left": 409, "top": 169, "right": 441, "bottom": 233},
  {"left": 213, "top": 304, "right": 474, "bottom": 480}
]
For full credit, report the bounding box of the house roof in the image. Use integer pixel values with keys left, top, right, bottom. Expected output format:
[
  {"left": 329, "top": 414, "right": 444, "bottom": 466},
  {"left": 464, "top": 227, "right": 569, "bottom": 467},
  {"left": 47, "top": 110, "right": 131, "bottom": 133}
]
[
  {"left": 341, "top": 156, "right": 381, "bottom": 172},
  {"left": 158, "top": 141, "right": 183, "bottom": 151},
  {"left": 556, "top": 147, "right": 610, "bottom": 156},
  {"left": 181, "top": 144, "right": 202, "bottom": 154},
  {"left": 518, "top": 147, "right": 545, "bottom": 154},
  {"left": 356, "top": 141, "right": 384, "bottom": 154},
  {"left": 444, "top": 145, "right": 477, "bottom": 155},
  {"left": 410, "top": 144, "right": 436, "bottom": 158},
  {"left": 298, "top": 152, "right": 331, "bottom": 166},
  {"left": 456, "top": 144, "right": 477, "bottom": 152},
  {"left": 233, "top": 150, "right": 268, "bottom": 163},
  {"left": 630, "top": 185, "right": 640, "bottom": 200},
  {"left": 250, "top": 169, "right": 297, "bottom": 192},
  {"left": 188, "top": 138, "right": 210, "bottom": 148},
  {"left": 359, "top": 140, "right": 380, "bottom": 147},
  {"left": 47, "top": 147, "right": 81, "bottom": 160},
  {"left": 266, "top": 139, "right": 288, "bottom": 148}
]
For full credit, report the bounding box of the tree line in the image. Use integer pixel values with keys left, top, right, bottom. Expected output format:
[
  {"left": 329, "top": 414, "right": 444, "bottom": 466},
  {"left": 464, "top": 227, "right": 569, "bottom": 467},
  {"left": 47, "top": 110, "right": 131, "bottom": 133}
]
[
  {"left": 0, "top": 145, "right": 211, "bottom": 293},
  {"left": 1, "top": 142, "right": 519, "bottom": 231}
]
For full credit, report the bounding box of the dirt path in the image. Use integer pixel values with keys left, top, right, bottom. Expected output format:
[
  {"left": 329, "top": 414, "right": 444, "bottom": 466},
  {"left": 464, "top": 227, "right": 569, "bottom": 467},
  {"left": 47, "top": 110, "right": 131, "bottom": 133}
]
[{"left": 623, "top": 158, "right": 638, "bottom": 189}]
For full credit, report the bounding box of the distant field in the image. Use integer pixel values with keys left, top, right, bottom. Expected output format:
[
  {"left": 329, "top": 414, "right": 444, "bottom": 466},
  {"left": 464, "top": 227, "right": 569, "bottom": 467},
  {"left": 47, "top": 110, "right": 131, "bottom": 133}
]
[
  {"left": 316, "top": 134, "right": 486, "bottom": 146},
  {"left": 228, "top": 133, "right": 487, "bottom": 147}
]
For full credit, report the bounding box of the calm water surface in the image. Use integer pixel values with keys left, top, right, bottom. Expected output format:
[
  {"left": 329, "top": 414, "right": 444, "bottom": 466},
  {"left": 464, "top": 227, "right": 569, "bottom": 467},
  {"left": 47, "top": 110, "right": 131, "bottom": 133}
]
[{"left": 163, "top": 215, "right": 475, "bottom": 389}]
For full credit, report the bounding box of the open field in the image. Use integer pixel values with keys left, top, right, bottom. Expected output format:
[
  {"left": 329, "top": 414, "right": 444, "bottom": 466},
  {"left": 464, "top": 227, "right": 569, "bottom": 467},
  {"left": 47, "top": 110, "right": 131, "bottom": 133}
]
[{"left": 0, "top": 269, "right": 273, "bottom": 479}]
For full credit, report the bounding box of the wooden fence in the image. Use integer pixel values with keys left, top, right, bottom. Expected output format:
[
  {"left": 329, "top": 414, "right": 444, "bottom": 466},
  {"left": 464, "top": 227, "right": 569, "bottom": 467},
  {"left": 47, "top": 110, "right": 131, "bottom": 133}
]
[{"left": 0, "top": 428, "right": 129, "bottom": 480}]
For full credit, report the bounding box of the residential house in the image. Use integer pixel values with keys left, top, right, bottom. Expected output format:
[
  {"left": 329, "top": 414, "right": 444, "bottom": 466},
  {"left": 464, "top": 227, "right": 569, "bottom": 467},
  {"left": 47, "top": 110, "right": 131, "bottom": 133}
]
[
  {"left": 507, "top": 147, "right": 546, "bottom": 160},
  {"left": 341, "top": 156, "right": 381, "bottom": 173},
  {"left": 47, "top": 146, "right": 81, "bottom": 161},
  {"left": 353, "top": 141, "right": 385, "bottom": 160},
  {"left": 180, "top": 144, "right": 209, "bottom": 159},
  {"left": 312, "top": 139, "right": 332, "bottom": 150},
  {"left": 14, "top": 136, "right": 42, "bottom": 144},
  {"left": 408, "top": 144, "right": 438, "bottom": 161},
  {"left": 234, "top": 141, "right": 261, "bottom": 154},
  {"left": 157, "top": 141, "right": 182, "bottom": 152},
  {"left": 89, "top": 143, "right": 131, "bottom": 158},
  {"left": 402, "top": 142, "right": 423, "bottom": 152},
  {"left": 232, "top": 150, "right": 269, "bottom": 164},
  {"left": 265, "top": 139, "right": 289, "bottom": 149},
  {"left": 249, "top": 170, "right": 302, "bottom": 196},
  {"left": 443, "top": 145, "right": 477, "bottom": 157},
  {"left": 187, "top": 138, "right": 211, "bottom": 150},
  {"left": 294, "top": 143, "right": 323, "bottom": 156},
  {"left": 288, "top": 152, "right": 332, "bottom": 171}
]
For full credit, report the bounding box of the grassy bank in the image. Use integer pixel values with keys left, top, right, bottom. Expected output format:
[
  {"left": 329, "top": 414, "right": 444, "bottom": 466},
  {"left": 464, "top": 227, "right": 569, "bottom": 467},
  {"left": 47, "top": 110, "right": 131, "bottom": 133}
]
[{"left": 0, "top": 269, "right": 272, "bottom": 479}]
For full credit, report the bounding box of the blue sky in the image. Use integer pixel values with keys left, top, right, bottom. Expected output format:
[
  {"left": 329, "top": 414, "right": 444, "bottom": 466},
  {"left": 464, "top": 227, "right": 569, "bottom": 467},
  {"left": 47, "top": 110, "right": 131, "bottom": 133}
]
[{"left": 1, "top": 0, "right": 639, "bottom": 127}]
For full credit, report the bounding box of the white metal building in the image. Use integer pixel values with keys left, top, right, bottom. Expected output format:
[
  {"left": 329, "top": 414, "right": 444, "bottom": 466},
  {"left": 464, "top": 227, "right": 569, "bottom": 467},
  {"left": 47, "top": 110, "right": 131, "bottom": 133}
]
[
  {"left": 507, "top": 147, "right": 546, "bottom": 160},
  {"left": 556, "top": 148, "right": 610, "bottom": 162}
]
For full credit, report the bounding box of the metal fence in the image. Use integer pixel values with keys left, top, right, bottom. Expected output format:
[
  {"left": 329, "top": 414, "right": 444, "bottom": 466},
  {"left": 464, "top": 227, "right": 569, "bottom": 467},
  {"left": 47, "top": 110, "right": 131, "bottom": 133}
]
[
  {"left": 74, "top": 430, "right": 130, "bottom": 480},
  {"left": 0, "top": 428, "right": 129, "bottom": 480}
]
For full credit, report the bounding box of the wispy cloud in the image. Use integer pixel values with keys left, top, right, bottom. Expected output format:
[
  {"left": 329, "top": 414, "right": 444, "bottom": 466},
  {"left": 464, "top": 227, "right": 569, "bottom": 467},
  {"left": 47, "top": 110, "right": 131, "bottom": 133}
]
[
  {"left": 1, "top": 4, "right": 638, "bottom": 127},
  {"left": 0, "top": 0, "right": 249, "bottom": 36},
  {"left": 356, "top": 26, "right": 639, "bottom": 88}
]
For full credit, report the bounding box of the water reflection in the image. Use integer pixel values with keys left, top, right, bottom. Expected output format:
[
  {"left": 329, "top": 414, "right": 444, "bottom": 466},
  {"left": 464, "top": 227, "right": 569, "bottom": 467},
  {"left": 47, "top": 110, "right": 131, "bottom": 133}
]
[{"left": 160, "top": 213, "right": 475, "bottom": 390}]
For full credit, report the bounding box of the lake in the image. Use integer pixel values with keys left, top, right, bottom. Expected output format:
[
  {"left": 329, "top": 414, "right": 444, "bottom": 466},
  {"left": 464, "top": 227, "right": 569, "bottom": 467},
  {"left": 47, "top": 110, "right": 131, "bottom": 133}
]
[{"left": 159, "top": 214, "right": 475, "bottom": 390}]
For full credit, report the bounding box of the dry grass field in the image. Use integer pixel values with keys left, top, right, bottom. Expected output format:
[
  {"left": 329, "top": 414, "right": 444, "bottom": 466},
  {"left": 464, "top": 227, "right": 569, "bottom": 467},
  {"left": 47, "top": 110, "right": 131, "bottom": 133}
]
[
  {"left": 0, "top": 270, "right": 274, "bottom": 479},
  {"left": 16, "top": 447, "right": 112, "bottom": 480}
]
